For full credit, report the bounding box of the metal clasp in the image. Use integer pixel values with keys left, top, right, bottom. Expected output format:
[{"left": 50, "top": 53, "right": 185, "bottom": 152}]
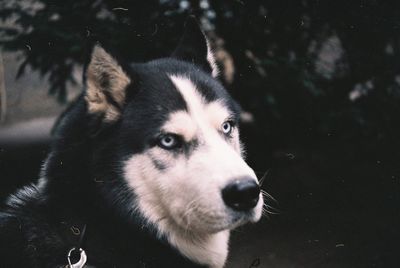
[{"left": 67, "top": 247, "right": 87, "bottom": 268}]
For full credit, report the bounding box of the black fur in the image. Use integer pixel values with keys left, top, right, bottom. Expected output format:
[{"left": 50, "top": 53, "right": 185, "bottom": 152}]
[
  {"left": 171, "top": 16, "right": 216, "bottom": 75},
  {"left": 0, "top": 24, "right": 241, "bottom": 268}
]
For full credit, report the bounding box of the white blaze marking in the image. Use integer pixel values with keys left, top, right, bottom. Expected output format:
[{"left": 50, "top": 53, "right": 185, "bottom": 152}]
[{"left": 168, "top": 75, "right": 230, "bottom": 152}]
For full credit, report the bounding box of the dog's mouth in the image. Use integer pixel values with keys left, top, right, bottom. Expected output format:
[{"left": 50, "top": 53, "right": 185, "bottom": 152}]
[
  {"left": 170, "top": 193, "right": 264, "bottom": 234},
  {"left": 228, "top": 196, "right": 264, "bottom": 226}
]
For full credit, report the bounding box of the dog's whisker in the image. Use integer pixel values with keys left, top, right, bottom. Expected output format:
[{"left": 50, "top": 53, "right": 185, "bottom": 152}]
[
  {"left": 260, "top": 189, "right": 278, "bottom": 204},
  {"left": 262, "top": 202, "right": 281, "bottom": 215},
  {"left": 181, "top": 196, "right": 205, "bottom": 233},
  {"left": 258, "top": 169, "right": 270, "bottom": 186},
  {"left": 260, "top": 190, "right": 281, "bottom": 215},
  {"left": 261, "top": 208, "right": 272, "bottom": 218},
  {"left": 155, "top": 216, "right": 168, "bottom": 224}
]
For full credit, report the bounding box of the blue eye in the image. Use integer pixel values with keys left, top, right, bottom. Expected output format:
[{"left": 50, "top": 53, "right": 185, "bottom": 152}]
[
  {"left": 222, "top": 121, "right": 234, "bottom": 135},
  {"left": 158, "top": 134, "right": 180, "bottom": 149}
]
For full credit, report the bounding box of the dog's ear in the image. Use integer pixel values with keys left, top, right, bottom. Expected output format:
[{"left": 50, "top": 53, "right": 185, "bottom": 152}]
[
  {"left": 85, "top": 45, "right": 131, "bottom": 122},
  {"left": 171, "top": 16, "right": 219, "bottom": 77}
]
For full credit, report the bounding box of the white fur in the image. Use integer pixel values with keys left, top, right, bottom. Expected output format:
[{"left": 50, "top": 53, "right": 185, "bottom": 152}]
[
  {"left": 167, "top": 230, "right": 230, "bottom": 268},
  {"left": 123, "top": 76, "right": 263, "bottom": 267},
  {"left": 206, "top": 39, "right": 219, "bottom": 78},
  {"left": 162, "top": 111, "right": 197, "bottom": 142}
]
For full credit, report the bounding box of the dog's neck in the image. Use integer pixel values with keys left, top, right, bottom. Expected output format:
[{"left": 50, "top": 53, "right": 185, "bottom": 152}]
[
  {"left": 137, "top": 199, "right": 230, "bottom": 268},
  {"left": 159, "top": 220, "right": 230, "bottom": 268}
]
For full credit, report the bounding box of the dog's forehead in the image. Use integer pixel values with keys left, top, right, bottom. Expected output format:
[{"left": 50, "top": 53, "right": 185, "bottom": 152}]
[
  {"left": 141, "top": 58, "right": 239, "bottom": 109},
  {"left": 128, "top": 59, "right": 239, "bottom": 117},
  {"left": 120, "top": 59, "right": 240, "bottom": 153}
]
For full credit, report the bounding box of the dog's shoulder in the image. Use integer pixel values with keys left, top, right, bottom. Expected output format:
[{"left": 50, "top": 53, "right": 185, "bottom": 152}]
[
  {"left": 5, "top": 183, "right": 44, "bottom": 210},
  {"left": 0, "top": 211, "right": 31, "bottom": 266},
  {"left": 0, "top": 185, "right": 68, "bottom": 267}
]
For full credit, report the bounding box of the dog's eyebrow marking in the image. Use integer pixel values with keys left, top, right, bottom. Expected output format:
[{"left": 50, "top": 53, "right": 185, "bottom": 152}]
[
  {"left": 162, "top": 111, "right": 197, "bottom": 142},
  {"left": 169, "top": 75, "right": 206, "bottom": 117},
  {"left": 205, "top": 101, "right": 231, "bottom": 129},
  {"left": 168, "top": 75, "right": 232, "bottom": 136}
]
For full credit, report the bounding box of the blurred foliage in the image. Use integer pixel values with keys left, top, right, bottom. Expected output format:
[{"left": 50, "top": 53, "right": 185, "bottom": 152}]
[{"left": 1, "top": 0, "right": 400, "bottom": 153}]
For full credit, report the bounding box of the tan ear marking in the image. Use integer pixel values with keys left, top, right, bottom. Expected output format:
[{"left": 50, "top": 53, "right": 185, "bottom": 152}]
[{"left": 85, "top": 46, "right": 131, "bottom": 122}]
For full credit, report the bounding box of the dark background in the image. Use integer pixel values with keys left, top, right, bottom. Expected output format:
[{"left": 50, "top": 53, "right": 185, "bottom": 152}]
[{"left": 1, "top": 1, "right": 400, "bottom": 267}]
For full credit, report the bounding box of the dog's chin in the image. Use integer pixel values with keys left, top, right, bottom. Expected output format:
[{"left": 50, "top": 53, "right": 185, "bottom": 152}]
[
  {"left": 177, "top": 209, "right": 263, "bottom": 234},
  {"left": 227, "top": 209, "right": 262, "bottom": 229},
  {"left": 223, "top": 198, "right": 264, "bottom": 230}
]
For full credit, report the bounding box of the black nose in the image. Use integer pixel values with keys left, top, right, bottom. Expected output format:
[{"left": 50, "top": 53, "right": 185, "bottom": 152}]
[{"left": 222, "top": 178, "right": 260, "bottom": 211}]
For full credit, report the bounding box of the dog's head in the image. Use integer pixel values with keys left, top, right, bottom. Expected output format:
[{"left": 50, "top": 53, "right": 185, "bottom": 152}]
[{"left": 85, "top": 18, "right": 263, "bottom": 236}]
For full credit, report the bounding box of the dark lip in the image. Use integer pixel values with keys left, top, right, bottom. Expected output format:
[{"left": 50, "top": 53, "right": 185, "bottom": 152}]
[
  {"left": 231, "top": 210, "right": 253, "bottom": 223},
  {"left": 231, "top": 207, "right": 254, "bottom": 217}
]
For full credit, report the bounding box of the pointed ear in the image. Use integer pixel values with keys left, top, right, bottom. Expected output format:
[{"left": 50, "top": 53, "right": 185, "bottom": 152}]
[
  {"left": 171, "top": 16, "right": 219, "bottom": 77},
  {"left": 85, "top": 45, "right": 131, "bottom": 122}
]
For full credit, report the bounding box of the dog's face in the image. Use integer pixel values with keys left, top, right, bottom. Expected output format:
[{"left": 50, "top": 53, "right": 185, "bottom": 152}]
[
  {"left": 86, "top": 20, "right": 263, "bottom": 236},
  {"left": 121, "top": 72, "right": 263, "bottom": 234}
]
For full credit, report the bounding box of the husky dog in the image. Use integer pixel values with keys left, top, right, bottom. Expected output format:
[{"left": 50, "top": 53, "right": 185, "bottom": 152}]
[{"left": 0, "top": 18, "right": 263, "bottom": 268}]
